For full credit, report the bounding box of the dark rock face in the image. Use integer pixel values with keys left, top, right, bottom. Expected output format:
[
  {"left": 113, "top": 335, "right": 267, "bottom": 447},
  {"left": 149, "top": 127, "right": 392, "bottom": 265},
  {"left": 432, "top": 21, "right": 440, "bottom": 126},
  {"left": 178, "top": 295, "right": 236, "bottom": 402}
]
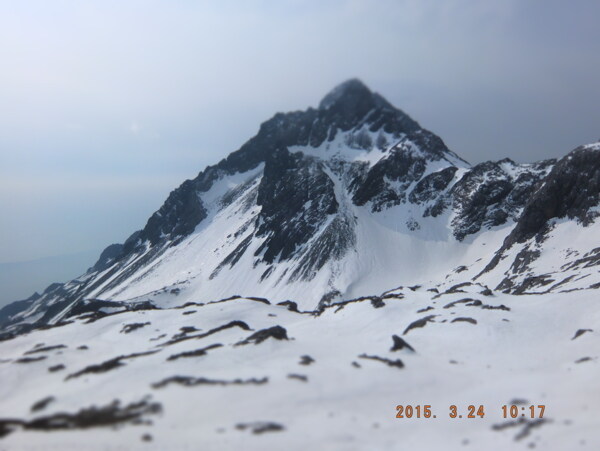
[
  {"left": 448, "top": 163, "right": 513, "bottom": 238},
  {"left": 141, "top": 180, "right": 208, "bottom": 246},
  {"left": 444, "top": 159, "right": 553, "bottom": 241},
  {"left": 351, "top": 129, "right": 465, "bottom": 211},
  {"left": 92, "top": 244, "right": 124, "bottom": 272},
  {"left": 409, "top": 166, "right": 458, "bottom": 204},
  {"left": 318, "top": 79, "right": 421, "bottom": 136},
  {"left": 353, "top": 144, "right": 429, "bottom": 209},
  {"left": 255, "top": 148, "right": 338, "bottom": 263},
  {"left": 505, "top": 147, "right": 600, "bottom": 245},
  {"left": 480, "top": 145, "right": 600, "bottom": 283}
]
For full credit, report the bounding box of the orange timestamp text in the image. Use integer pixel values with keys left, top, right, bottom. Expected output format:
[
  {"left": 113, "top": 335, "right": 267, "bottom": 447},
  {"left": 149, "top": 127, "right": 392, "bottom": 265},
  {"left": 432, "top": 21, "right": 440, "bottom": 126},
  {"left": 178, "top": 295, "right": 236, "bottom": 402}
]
[{"left": 395, "top": 404, "right": 545, "bottom": 419}]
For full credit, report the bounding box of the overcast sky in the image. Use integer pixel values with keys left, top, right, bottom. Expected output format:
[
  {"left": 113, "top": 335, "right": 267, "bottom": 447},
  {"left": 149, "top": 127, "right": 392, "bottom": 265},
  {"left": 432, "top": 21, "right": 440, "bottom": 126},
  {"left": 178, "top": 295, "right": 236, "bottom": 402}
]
[{"left": 1, "top": 0, "right": 599, "bottom": 265}]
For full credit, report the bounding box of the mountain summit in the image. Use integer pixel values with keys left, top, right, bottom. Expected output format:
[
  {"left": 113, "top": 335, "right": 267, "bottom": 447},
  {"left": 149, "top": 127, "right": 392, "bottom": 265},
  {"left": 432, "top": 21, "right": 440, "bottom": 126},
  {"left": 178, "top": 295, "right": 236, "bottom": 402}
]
[
  {"left": 318, "top": 78, "right": 389, "bottom": 111},
  {"left": 1, "top": 80, "right": 600, "bottom": 331}
]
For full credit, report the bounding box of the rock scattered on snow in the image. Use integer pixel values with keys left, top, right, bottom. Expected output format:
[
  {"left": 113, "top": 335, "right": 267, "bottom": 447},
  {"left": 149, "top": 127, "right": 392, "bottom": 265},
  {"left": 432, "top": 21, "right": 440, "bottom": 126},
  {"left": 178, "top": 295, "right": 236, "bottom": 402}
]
[
  {"left": 390, "top": 335, "right": 415, "bottom": 352},
  {"left": 572, "top": 329, "right": 593, "bottom": 340}
]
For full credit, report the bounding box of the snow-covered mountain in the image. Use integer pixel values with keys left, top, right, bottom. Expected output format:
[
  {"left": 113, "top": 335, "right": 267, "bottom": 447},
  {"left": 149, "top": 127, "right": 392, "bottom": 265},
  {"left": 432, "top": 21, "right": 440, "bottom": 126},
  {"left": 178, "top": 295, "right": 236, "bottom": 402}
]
[
  {"left": 3, "top": 79, "right": 598, "bottom": 332},
  {"left": 1, "top": 80, "right": 599, "bottom": 450}
]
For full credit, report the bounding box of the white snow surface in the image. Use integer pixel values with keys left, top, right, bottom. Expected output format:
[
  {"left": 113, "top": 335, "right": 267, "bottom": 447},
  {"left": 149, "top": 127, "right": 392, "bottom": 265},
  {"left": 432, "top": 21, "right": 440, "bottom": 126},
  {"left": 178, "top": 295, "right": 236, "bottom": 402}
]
[
  {"left": 583, "top": 141, "right": 600, "bottom": 151},
  {"left": 0, "top": 287, "right": 598, "bottom": 450}
]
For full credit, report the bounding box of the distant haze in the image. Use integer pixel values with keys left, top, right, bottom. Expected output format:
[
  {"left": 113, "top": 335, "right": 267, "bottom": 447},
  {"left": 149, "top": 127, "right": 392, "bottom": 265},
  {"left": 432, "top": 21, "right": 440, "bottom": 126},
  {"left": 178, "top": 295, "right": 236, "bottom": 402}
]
[
  {"left": 1, "top": 0, "right": 599, "bottom": 270},
  {"left": 0, "top": 250, "right": 100, "bottom": 308}
]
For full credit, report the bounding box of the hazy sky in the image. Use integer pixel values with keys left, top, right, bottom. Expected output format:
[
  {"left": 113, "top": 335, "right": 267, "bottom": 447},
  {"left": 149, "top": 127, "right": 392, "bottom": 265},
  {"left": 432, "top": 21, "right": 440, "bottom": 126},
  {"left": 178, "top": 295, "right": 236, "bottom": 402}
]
[{"left": 1, "top": 0, "right": 599, "bottom": 264}]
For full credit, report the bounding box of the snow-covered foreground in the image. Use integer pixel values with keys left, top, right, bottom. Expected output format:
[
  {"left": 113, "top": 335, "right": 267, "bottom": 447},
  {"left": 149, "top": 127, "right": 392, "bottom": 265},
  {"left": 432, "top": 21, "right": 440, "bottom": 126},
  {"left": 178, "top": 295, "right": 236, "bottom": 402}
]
[{"left": 0, "top": 284, "right": 598, "bottom": 450}]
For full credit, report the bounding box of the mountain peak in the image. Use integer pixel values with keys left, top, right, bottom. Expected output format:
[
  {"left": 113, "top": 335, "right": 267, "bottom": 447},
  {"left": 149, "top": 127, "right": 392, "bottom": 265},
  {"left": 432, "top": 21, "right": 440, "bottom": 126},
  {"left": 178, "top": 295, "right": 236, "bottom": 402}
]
[
  {"left": 319, "top": 79, "right": 370, "bottom": 108},
  {"left": 318, "top": 78, "right": 390, "bottom": 111}
]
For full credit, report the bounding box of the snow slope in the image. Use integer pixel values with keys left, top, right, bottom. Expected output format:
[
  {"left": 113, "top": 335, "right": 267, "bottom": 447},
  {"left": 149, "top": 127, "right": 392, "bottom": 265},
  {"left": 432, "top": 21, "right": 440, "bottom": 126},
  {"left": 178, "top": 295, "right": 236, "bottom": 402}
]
[{"left": 0, "top": 284, "right": 598, "bottom": 450}]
